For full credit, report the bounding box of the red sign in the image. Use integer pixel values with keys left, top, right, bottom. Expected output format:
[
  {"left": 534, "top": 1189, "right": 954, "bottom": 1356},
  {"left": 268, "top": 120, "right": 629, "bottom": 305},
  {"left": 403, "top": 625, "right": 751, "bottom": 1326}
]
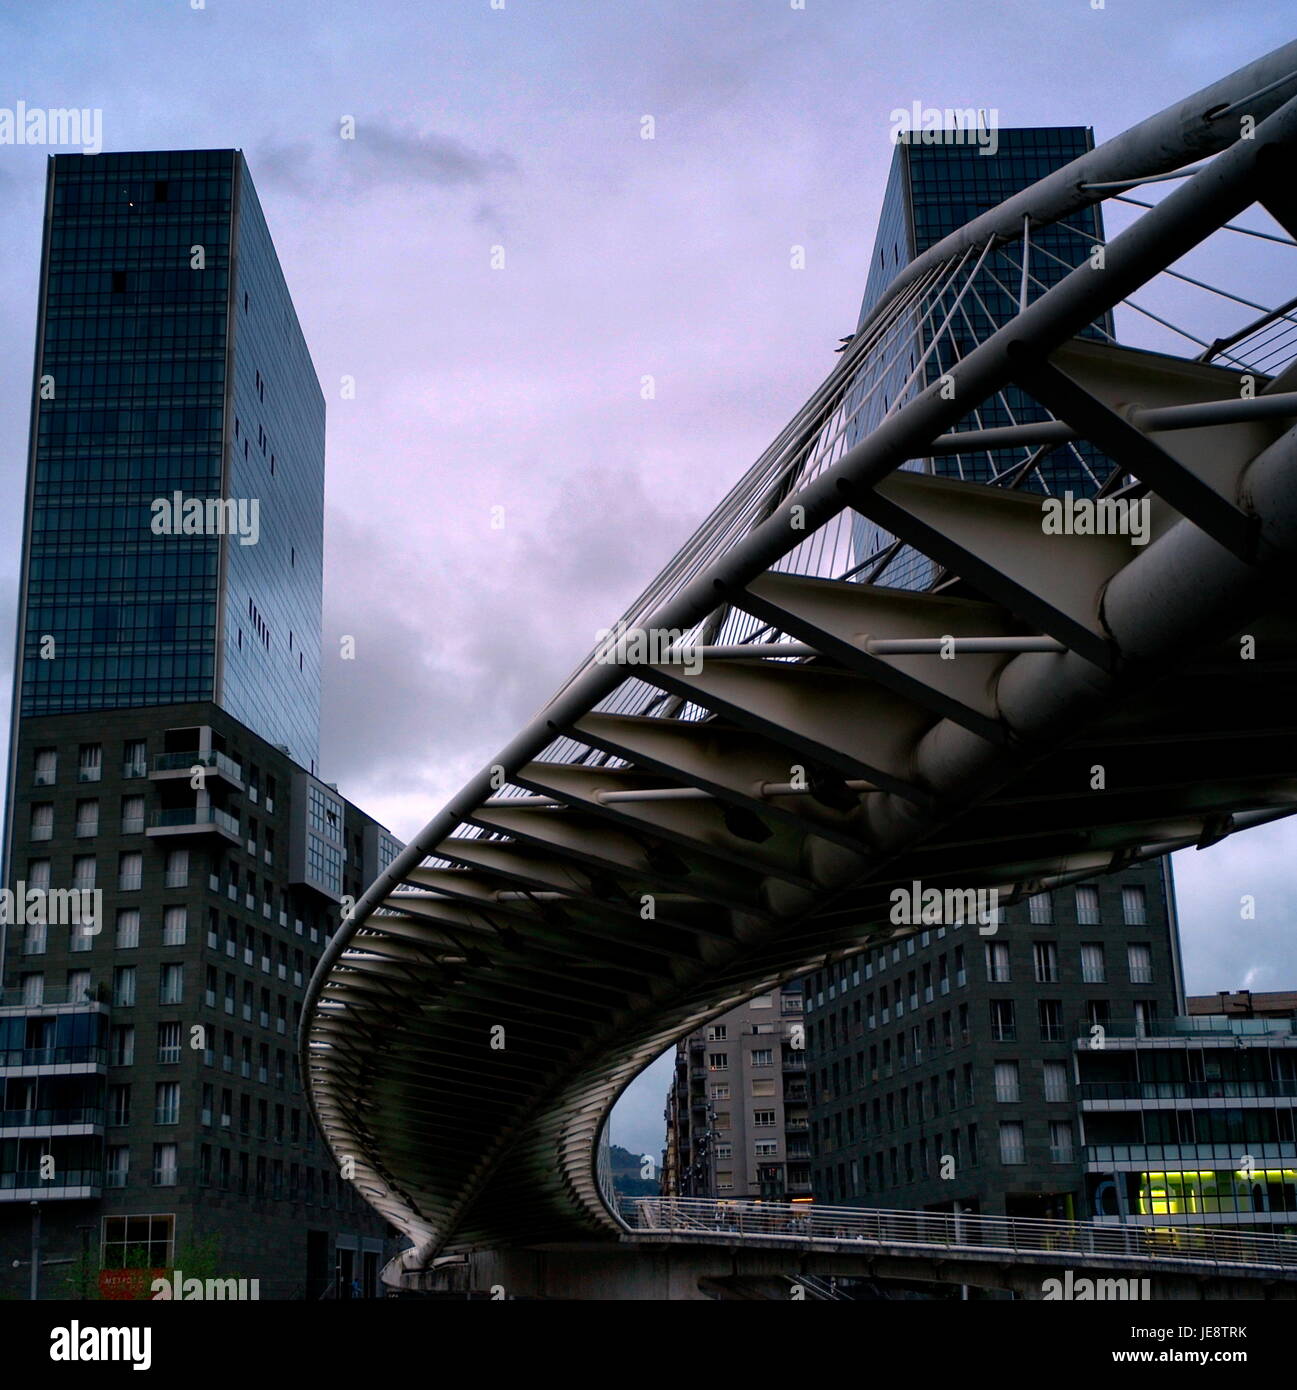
[{"left": 97, "top": 1267, "right": 166, "bottom": 1300}]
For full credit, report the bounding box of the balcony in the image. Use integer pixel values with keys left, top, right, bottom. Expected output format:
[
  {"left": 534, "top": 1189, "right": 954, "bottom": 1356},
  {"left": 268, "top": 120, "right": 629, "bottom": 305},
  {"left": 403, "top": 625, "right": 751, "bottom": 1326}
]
[
  {"left": 0, "top": 1167, "right": 102, "bottom": 1201},
  {"left": 1079, "top": 1079, "right": 1297, "bottom": 1104},
  {"left": 147, "top": 805, "right": 240, "bottom": 843},
  {"left": 1083, "top": 1141, "right": 1297, "bottom": 1167},
  {"left": 0, "top": 1106, "right": 105, "bottom": 1134},
  {"left": 151, "top": 750, "right": 244, "bottom": 789}
]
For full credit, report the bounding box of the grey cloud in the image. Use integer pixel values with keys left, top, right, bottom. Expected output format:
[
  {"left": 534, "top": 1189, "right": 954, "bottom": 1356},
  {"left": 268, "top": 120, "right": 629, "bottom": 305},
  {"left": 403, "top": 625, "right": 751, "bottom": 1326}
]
[{"left": 346, "top": 120, "right": 516, "bottom": 188}]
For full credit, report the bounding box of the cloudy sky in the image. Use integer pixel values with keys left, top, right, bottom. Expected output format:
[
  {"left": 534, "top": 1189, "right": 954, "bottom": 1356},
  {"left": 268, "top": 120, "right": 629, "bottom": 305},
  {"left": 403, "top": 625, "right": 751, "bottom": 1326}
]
[{"left": 1, "top": 0, "right": 1294, "bottom": 1160}]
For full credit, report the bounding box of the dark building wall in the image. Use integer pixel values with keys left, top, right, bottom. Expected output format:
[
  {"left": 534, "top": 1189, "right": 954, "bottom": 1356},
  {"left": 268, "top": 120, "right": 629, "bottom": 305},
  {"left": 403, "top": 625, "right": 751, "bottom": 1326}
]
[
  {"left": 0, "top": 702, "right": 398, "bottom": 1298},
  {"left": 804, "top": 858, "right": 1182, "bottom": 1219}
]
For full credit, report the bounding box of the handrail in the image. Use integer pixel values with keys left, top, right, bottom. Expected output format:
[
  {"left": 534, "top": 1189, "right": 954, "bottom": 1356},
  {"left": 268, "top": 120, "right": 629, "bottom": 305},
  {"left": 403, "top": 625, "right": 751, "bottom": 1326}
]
[{"left": 627, "top": 1197, "right": 1297, "bottom": 1271}]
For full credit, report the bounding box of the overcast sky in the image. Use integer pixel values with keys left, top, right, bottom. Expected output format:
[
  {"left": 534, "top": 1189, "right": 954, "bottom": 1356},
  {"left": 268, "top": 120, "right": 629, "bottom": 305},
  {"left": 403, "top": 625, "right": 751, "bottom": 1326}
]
[{"left": 1, "top": 0, "right": 1294, "bottom": 1162}]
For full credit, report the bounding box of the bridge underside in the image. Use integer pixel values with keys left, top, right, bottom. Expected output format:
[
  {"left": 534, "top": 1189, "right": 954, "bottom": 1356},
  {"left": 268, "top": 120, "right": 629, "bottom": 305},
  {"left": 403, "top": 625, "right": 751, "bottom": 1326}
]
[
  {"left": 302, "top": 42, "right": 1297, "bottom": 1276},
  {"left": 412, "top": 1240, "right": 1297, "bottom": 1302}
]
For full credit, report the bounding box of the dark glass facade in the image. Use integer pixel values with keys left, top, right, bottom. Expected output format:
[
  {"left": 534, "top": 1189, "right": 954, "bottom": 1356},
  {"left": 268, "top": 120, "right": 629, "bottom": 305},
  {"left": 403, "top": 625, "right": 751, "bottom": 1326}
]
[
  {"left": 17, "top": 151, "right": 322, "bottom": 770},
  {"left": 850, "top": 129, "right": 1116, "bottom": 589}
]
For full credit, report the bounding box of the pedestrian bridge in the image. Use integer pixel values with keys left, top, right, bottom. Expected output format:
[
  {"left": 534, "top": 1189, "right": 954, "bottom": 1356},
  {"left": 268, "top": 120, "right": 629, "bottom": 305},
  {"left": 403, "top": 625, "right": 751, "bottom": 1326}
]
[
  {"left": 302, "top": 39, "right": 1297, "bottom": 1284},
  {"left": 421, "top": 1198, "right": 1297, "bottom": 1300}
]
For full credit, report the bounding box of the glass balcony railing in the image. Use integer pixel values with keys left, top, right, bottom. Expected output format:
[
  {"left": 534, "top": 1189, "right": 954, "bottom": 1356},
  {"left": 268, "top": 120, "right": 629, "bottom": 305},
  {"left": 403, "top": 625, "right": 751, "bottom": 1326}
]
[
  {"left": 150, "top": 806, "right": 239, "bottom": 836},
  {"left": 0, "top": 1168, "right": 102, "bottom": 1192},
  {"left": 1084, "top": 1141, "right": 1297, "bottom": 1164},
  {"left": 1080, "top": 1079, "right": 1297, "bottom": 1102},
  {"left": 0, "top": 1106, "right": 105, "bottom": 1127},
  {"left": 0, "top": 1047, "right": 107, "bottom": 1068},
  {"left": 1075, "top": 1016, "right": 1296, "bottom": 1040},
  {"left": 152, "top": 750, "right": 243, "bottom": 782}
]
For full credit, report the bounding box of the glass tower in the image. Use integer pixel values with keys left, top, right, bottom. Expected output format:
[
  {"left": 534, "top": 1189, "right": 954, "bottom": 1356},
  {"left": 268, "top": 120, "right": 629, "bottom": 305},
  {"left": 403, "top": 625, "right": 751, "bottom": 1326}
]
[
  {"left": 16, "top": 150, "right": 323, "bottom": 770},
  {"left": 850, "top": 128, "right": 1115, "bottom": 589}
]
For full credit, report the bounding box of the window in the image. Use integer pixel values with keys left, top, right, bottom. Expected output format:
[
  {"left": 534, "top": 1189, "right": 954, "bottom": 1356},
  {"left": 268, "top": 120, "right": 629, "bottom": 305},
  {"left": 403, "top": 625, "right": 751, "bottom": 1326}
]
[
  {"left": 164, "top": 849, "right": 189, "bottom": 887},
  {"left": 108, "top": 1084, "right": 131, "bottom": 1125},
  {"left": 1121, "top": 884, "right": 1147, "bottom": 925},
  {"left": 75, "top": 800, "right": 99, "bottom": 838},
  {"left": 990, "top": 1000, "right": 1015, "bottom": 1042},
  {"left": 707, "top": 1053, "right": 728, "bottom": 1071},
  {"left": 159, "top": 964, "right": 184, "bottom": 1005},
  {"left": 1049, "top": 1120, "right": 1074, "bottom": 1163},
  {"left": 1038, "top": 1000, "right": 1063, "bottom": 1042},
  {"left": 33, "top": 748, "right": 57, "bottom": 785},
  {"left": 1134, "top": 1000, "right": 1158, "bottom": 1037},
  {"left": 1075, "top": 884, "right": 1101, "bottom": 925},
  {"left": 78, "top": 743, "right": 102, "bottom": 782},
  {"left": 105, "top": 1146, "right": 129, "bottom": 1188},
  {"left": 985, "top": 941, "right": 1010, "bottom": 982},
  {"left": 158, "top": 1022, "right": 182, "bottom": 1065},
  {"left": 1127, "top": 943, "right": 1153, "bottom": 984},
  {"left": 155, "top": 1082, "right": 180, "bottom": 1125},
  {"left": 20, "top": 973, "right": 44, "bottom": 1005},
  {"left": 30, "top": 803, "right": 53, "bottom": 841},
  {"left": 1080, "top": 942, "right": 1105, "bottom": 983},
  {"left": 118, "top": 852, "right": 142, "bottom": 891},
  {"left": 753, "top": 1110, "right": 776, "bottom": 1127},
  {"left": 751, "top": 1048, "right": 774, "bottom": 1067},
  {"left": 115, "top": 909, "right": 140, "bottom": 950},
  {"left": 754, "top": 1140, "right": 778, "bottom": 1157},
  {"left": 1087, "top": 999, "right": 1111, "bottom": 1028},
  {"left": 714, "top": 1144, "right": 732, "bottom": 1160},
  {"left": 72, "top": 856, "right": 96, "bottom": 891},
  {"left": 1028, "top": 891, "right": 1051, "bottom": 925},
  {"left": 66, "top": 969, "right": 91, "bottom": 1001},
  {"left": 709, "top": 1083, "right": 729, "bottom": 1100},
  {"left": 999, "top": 1121, "right": 1026, "bottom": 1164},
  {"left": 122, "top": 741, "right": 148, "bottom": 778},
  {"left": 113, "top": 966, "right": 136, "bottom": 1007},
  {"left": 109, "top": 1025, "right": 134, "bottom": 1066},
  {"left": 22, "top": 918, "right": 46, "bottom": 956},
  {"left": 994, "top": 1060, "right": 1020, "bottom": 1103},
  {"left": 152, "top": 1143, "right": 178, "bottom": 1186},
  {"left": 751, "top": 1078, "right": 776, "bottom": 1097},
  {"left": 1033, "top": 941, "right": 1058, "bottom": 983},
  {"left": 716, "top": 1171, "right": 734, "bottom": 1191},
  {"left": 1042, "top": 1061, "right": 1069, "bottom": 1102},
  {"left": 69, "top": 910, "right": 95, "bottom": 951},
  {"left": 101, "top": 1214, "right": 174, "bottom": 1270},
  {"left": 163, "top": 907, "right": 187, "bottom": 946},
  {"left": 121, "top": 796, "right": 145, "bottom": 834}
]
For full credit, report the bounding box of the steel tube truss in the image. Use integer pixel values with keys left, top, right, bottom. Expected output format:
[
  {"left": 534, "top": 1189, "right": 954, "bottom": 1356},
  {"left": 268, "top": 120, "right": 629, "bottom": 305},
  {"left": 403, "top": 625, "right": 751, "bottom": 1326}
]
[{"left": 302, "top": 42, "right": 1297, "bottom": 1276}]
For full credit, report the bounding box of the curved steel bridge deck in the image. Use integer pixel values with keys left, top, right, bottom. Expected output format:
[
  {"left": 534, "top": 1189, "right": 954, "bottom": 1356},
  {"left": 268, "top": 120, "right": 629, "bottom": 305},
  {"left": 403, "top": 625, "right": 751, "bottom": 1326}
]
[{"left": 301, "top": 40, "right": 1297, "bottom": 1277}]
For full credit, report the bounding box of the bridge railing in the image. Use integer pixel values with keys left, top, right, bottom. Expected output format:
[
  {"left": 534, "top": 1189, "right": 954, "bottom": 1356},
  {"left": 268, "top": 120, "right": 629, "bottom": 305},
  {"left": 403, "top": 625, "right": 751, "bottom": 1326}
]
[{"left": 626, "top": 1197, "right": 1297, "bottom": 1272}]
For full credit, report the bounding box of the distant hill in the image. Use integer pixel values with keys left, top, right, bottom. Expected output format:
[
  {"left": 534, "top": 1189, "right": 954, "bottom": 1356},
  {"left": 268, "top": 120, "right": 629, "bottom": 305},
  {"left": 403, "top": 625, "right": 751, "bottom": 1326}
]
[{"left": 609, "top": 1142, "right": 661, "bottom": 1197}]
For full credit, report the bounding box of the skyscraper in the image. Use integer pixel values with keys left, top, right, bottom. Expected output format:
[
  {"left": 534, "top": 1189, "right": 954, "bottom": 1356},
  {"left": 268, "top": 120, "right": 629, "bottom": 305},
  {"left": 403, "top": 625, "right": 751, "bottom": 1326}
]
[
  {"left": 849, "top": 128, "right": 1116, "bottom": 590},
  {"left": 0, "top": 151, "right": 397, "bottom": 1299},
  {"left": 13, "top": 149, "right": 322, "bottom": 772}
]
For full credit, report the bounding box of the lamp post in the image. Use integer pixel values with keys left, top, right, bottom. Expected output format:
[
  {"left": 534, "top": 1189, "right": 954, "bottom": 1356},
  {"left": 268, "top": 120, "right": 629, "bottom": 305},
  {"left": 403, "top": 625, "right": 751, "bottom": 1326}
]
[{"left": 29, "top": 1202, "right": 41, "bottom": 1302}]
